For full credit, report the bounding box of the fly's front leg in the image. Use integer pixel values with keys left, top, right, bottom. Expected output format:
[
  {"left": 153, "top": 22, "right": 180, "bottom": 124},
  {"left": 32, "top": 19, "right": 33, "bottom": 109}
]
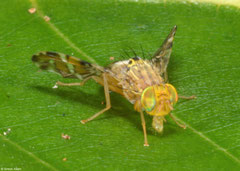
[
  {"left": 81, "top": 73, "right": 111, "bottom": 124},
  {"left": 169, "top": 113, "right": 186, "bottom": 129},
  {"left": 179, "top": 95, "right": 196, "bottom": 100},
  {"left": 140, "top": 110, "right": 149, "bottom": 147},
  {"left": 53, "top": 77, "right": 93, "bottom": 88}
]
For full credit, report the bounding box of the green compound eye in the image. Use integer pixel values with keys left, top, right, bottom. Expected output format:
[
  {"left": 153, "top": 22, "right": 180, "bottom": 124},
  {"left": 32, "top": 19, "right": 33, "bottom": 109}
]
[
  {"left": 141, "top": 86, "right": 156, "bottom": 112},
  {"left": 166, "top": 84, "right": 178, "bottom": 104}
]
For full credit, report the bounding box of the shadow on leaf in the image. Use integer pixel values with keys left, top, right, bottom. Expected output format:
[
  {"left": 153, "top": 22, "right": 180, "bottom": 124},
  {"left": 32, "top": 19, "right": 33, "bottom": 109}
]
[{"left": 31, "top": 85, "right": 183, "bottom": 137}]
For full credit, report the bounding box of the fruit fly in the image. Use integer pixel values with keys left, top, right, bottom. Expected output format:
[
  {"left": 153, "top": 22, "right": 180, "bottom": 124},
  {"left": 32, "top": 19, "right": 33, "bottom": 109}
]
[{"left": 32, "top": 26, "right": 195, "bottom": 146}]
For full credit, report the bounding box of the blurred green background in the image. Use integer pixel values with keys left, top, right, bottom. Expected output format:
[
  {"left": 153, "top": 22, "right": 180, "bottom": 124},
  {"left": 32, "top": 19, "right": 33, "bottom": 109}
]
[{"left": 0, "top": 0, "right": 240, "bottom": 170}]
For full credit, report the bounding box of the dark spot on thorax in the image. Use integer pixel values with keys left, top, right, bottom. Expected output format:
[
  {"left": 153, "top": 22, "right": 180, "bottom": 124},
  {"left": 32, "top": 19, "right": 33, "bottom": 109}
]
[{"left": 132, "top": 57, "right": 140, "bottom": 61}]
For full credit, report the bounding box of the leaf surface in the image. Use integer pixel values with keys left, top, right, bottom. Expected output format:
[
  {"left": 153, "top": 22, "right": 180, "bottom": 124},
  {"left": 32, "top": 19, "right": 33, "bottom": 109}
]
[{"left": 0, "top": 0, "right": 240, "bottom": 170}]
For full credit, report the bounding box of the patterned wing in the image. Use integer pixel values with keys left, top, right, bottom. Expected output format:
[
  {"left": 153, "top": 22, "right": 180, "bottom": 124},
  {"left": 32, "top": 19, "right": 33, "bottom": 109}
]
[
  {"left": 32, "top": 51, "right": 103, "bottom": 80},
  {"left": 151, "top": 25, "right": 177, "bottom": 82}
]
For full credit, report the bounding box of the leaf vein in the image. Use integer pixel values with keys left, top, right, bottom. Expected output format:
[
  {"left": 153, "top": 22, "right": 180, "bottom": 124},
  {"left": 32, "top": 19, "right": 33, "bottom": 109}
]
[
  {"left": 29, "top": 0, "right": 96, "bottom": 64},
  {"left": 0, "top": 134, "right": 59, "bottom": 171},
  {"left": 174, "top": 115, "right": 240, "bottom": 165}
]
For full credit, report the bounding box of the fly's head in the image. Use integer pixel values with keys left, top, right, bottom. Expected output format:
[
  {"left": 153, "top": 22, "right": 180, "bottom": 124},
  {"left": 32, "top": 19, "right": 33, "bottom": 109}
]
[
  {"left": 141, "top": 84, "right": 178, "bottom": 133},
  {"left": 141, "top": 84, "right": 178, "bottom": 116}
]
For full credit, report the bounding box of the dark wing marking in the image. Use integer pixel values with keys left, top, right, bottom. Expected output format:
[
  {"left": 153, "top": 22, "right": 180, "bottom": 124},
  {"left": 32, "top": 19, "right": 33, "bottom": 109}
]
[
  {"left": 32, "top": 51, "right": 103, "bottom": 80},
  {"left": 151, "top": 25, "right": 177, "bottom": 81}
]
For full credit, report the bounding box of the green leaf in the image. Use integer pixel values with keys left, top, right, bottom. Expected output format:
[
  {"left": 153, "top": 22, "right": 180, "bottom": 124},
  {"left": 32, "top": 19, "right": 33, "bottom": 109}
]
[{"left": 0, "top": 0, "right": 240, "bottom": 170}]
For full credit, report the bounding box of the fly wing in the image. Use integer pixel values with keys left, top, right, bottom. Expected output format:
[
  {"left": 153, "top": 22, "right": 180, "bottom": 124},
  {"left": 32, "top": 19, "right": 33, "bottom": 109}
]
[
  {"left": 32, "top": 51, "right": 103, "bottom": 80},
  {"left": 151, "top": 25, "right": 177, "bottom": 82}
]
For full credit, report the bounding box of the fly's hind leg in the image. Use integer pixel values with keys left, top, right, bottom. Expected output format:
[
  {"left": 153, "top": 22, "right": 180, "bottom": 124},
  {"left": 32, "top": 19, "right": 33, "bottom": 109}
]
[
  {"left": 81, "top": 73, "right": 111, "bottom": 124},
  {"left": 53, "top": 77, "right": 93, "bottom": 88}
]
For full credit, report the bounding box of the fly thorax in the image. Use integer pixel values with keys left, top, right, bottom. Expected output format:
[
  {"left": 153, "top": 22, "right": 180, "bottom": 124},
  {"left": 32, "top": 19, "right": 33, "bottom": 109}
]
[{"left": 141, "top": 84, "right": 178, "bottom": 116}]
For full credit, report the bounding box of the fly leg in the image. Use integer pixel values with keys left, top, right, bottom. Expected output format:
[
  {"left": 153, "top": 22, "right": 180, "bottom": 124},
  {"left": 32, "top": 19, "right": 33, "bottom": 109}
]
[
  {"left": 53, "top": 76, "right": 93, "bottom": 88},
  {"left": 170, "top": 95, "right": 195, "bottom": 129},
  {"left": 178, "top": 95, "right": 196, "bottom": 100},
  {"left": 140, "top": 110, "right": 149, "bottom": 147},
  {"left": 81, "top": 73, "right": 111, "bottom": 124},
  {"left": 169, "top": 113, "right": 186, "bottom": 129}
]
